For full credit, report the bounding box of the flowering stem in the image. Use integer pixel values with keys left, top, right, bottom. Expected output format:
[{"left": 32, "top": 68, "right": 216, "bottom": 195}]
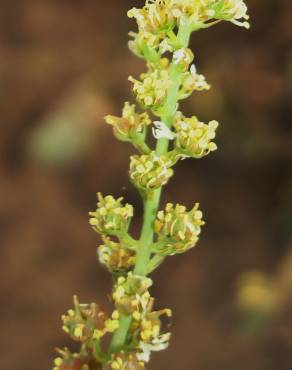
[
  {"left": 134, "top": 19, "right": 192, "bottom": 275},
  {"left": 108, "top": 21, "right": 192, "bottom": 354},
  {"left": 53, "top": 2, "right": 250, "bottom": 368}
]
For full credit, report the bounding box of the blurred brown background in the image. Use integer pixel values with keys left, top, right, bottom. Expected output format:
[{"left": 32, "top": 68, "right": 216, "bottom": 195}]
[{"left": 0, "top": 1, "right": 292, "bottom": 369}]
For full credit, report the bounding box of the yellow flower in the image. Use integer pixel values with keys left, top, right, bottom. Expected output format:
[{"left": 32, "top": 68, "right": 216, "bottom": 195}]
[
  {"left": 89, "top": 193, "right": 133, "bottom": 236},
  {"left": 127, "top": 0, "right": 250, "bottom": 43},
  {"left": 130, "top": 152, "right": 174, "bottom": 191},
  {"left": 174, "top": 111, "right": 219, "bottom": 158},
  {"left": 106, "top": 352, "right": 146, "bottom": 370},
  {"left": 105, "top": 102, "right": 151, "bottom": 143},
  {"left": 179, "top": 64, "right": 210, "bottom": 99},
  {"left": 98, "top": 236, "right": 136, "bottom": 273},
  {"left": 129, "top": 69, "right": 170, "bottom": 112},
  {"left": 154, "top": 202, "right": 205, "bottom": 255}
]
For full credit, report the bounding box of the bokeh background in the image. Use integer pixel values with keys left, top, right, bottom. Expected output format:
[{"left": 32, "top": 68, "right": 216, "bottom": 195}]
[{"left": 1, "top": 1, "right": 292, "bottom": 369}]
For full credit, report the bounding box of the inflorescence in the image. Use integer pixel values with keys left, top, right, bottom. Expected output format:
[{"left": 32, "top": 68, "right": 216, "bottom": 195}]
[{"left": 53, "top": 1, "right": 249, "bottom": 369}]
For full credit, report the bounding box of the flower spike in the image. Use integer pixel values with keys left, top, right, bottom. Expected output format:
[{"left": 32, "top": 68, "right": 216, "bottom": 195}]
[{"left": 52, "top": 0, "right": 250, "bottom": 368}]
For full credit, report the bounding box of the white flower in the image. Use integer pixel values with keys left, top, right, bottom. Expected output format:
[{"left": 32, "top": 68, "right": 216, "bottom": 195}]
[
  {"left": 194, "top": 74, "right": 208, "bottom": 89},
  {"left": 159, "top": 39, "right": 174, "bottom": 54},
  {"left": 222, "top": 0, "right": 250, "bottom": 28},
  {"left": 173, "top": 48, "right": 193, "bottom": 66},
  {"left": 173, "top": 48, "right": 186, "bottom": 64},
  {"left": 152, "top": 121, "right": 176, "bottom": 140},
  {"left": 190, "top": 64, "right": 197, "bottom": 75},
  {"left": 137, "top": 333, "right": 171, "bottom": 363}
]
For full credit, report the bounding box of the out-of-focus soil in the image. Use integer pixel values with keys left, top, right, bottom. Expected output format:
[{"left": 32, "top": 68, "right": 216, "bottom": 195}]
[{"left": 0, "top": 1, "right": 292, "bottom": 369}]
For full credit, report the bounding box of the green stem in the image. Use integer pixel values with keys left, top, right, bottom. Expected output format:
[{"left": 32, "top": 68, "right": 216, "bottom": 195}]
[
  {"left": 177, "top": 19, "right": 192, "bottom": 47},
  {"left": 134, "top": 187, "right": 162, "bottom": 275},
  {"left": 133, "top": 138, "right": 151, "bottom": 154},
  {"left": 135, "top": 19, "right": 193, "bottom": 274},
  {"left": 108, "top": 20, "right": 192, "bottom": 355},
  {"left": 108, "top": 314, "right": 132, "bottom": 353},
  {"left": 134, "top": 61, "right": 183, "bottom": 275}
]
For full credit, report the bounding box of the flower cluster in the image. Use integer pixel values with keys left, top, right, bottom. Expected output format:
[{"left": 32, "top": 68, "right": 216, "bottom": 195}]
[
  {"left": 129, "top": 69, "right": 170, "bottom": 113},
  {"left": 174, "top": 111, "right": 219, "bottom": 158},
  {"left": 212, "top": 0, "right": 250, "bottom": 27},
  {"left": 61, "top": 296, "right": 119, "bottom": 343},
  {"left": 112, "top": 273, "right": 153, "bottom": 316},
  {"left": 154, "top": 202, "right": 205, "bottom": 255},
  {"left": 112, "top": 273, "right": 172, "bottom": 363},
  {"left": 54, "top": 297, "right": 124, "bottom": 369},
  {"left": 128, "top": 1, "right": 172, "bottom": 34},
  {"left": 171, "top": 0, "right": 250, "bottom": 27},
  {"left": 105, "top": 352, "right": 145, "bottom": 370},
  {"left": 105, "top": 103, "right": 151, "bottom": 144},
  {"left": 53, "top": 348, "right": 99, "bottom": 370},
  {"left": 128, "top": 0, "right": 250, "bottom": 50},
  {"left": 129, "top": 56, "right": 209, "bottom": 116},
  {"left": 89, "top": 193, "right": 133, "bottom": 237},
  {"left": 130, "top": 151, "right": 174, "bottom": 191},
  {"left": 98, "top": 236, "right": 136, "bottom": 274},
  {"left": 134, "top": 309, "right": 172, "bottom": 363},
  {"left": 128, "top": 2, "right": 174, "bottom": 58},
  {"left": 127, "top": 0, "right": 250, "bottom": 82}
]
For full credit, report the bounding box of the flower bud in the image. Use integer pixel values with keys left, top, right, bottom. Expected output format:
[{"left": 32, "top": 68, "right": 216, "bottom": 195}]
[
  {"left": 89, "top": 193, "right": 133, "bottom": 236},
  {"left": 61, "top": 296, "right": 108, "bottom": 343},
  {"left": 174, "top": 112, "right": 218, "bottom": 158},
  {"left": 54, "top": 348, "right": 101, "bottom": 370},
  {"left": 154, "top": 202, "right": 205, "bottom": 255},
  {"left": 130, "top": 152, "right": 174, "bottom": 191},
  {"left": 98, "top": 236, "right": 136, "bottom": 274},
  {"left": 127, "top": 4, "right": 173, "bottom": 33},
  {"left": 105, "top": 103, "right": 151, "bottom": 143},
  {"left": 129, "top": 31, "right": 161, "bottom": 58}
]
